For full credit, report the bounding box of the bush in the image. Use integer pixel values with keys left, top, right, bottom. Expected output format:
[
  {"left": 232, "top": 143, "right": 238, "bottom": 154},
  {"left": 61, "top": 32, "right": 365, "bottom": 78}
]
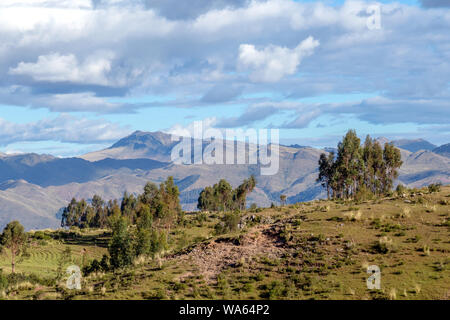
[
  {"left": 195, "top": 212, "right": 207, "bottom": 225},
  {"left": 372, "top": 237, "right": 394, "bottom": 254},
  {"left": 143, "top": 288, "right": 166, "bottom": 300},
  {"left": 100, "top": 254, "right": 110, "bottom": 272},
  {"left": 31, "top": 231, "right": 51, "bottom": 241},
  {"left": 396, "top": 184, "right": 407, "bottom": 195},
  {"left": 214, "top": 211, "right": 240, "bottom": 235},
  {"left": 82, "top": 259, "right": 101, "bottom": 276},
  {"left": 261, "top": 280, "right": 286, "bottom": 299},
  {"left": 428, "top": 183, "right": 442, "bottom": 193}
]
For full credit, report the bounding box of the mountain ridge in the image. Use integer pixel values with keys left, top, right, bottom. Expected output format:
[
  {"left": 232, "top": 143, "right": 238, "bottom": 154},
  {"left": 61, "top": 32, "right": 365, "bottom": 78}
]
[
  {"left": 433, "top": 143, "right": 450, "bottom": 158},
  {"left": 0, "top": 131, "right": 448, "bottom": 230}
]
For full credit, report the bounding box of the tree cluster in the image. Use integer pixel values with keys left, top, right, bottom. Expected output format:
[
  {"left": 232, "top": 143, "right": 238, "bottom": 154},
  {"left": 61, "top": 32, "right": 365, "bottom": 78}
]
[
  {"left": 61, "top": 176, "right": 182, "bottom": 229},
  {"left": 197, "top": 176, "right": 256, "bottom": 211},
  {"left": 81, "top": 213, "right": 169, "bottom": 272},
  {"left": 317, "top": 130, "right": 403, "bottom": 199}
]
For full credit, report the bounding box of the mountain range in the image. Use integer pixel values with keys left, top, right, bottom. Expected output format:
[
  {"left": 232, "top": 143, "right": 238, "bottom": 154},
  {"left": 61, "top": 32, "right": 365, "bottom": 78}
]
[{"left": 0, "top": 131, "right": 449, "bottom": 230}]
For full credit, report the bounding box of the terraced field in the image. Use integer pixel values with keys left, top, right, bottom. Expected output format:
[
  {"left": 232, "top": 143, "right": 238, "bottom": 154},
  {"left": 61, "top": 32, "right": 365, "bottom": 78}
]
[{"left": 0, "top": 231, "right": 108, "bottom": 277}]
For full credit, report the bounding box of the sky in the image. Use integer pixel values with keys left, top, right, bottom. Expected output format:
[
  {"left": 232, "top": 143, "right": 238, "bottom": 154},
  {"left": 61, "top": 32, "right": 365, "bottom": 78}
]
[{"left": 0, "top": 0, "right": 449, "bottom": 156}]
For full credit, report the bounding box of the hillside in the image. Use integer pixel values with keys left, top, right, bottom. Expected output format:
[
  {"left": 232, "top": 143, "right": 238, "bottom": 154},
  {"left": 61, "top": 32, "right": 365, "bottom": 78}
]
[
  {"left": 0, "top": 185, "right": 448, "bottom": 300},
  {"left": 0, "top": 131, "right": 448, "bottom": 229},
  {"left": 434, "top": 143, "right": 450, "bottom": 158}
]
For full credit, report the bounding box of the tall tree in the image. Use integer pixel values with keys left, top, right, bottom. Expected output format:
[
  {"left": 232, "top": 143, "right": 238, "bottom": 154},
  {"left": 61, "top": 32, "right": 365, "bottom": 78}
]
[
  {"left": 61, "top": 198, "right": 78, "bottom": 227},
  {"left": 134, "top": 209, "right": 153, "bottom": 257},
  {"left": 108, "top": 216, "right": 134, "bottom": 269},
  {"left": 92, "top": 195, "right": 107, "bottom": 228},
  {"left": 382, "top": 143, "right": 403, "bottom": 193},
  {"left": 317, "top": 152, "right": 335, "bottom": 199},
  {"left": 198, "top": 186, "right": 215, "bottom": 211},
  {"left": 0, "top": 221, "right": 28, "bottom": 273},
  {"left": 234, "top": 175, "right": 257, "bottom": 210},
  {"left": 215, "top": 179, "right": 233, "bottom": 211},
  {"left": 335, "top": 130, "right": 362, "bottom": 198},
  {"left": 160, "top": 176, "right": 182, "bottom": 228},
  {"left": 121, "top": 192, "right": 137, "bottom": 222},
  {"left": 371, "top": 140, "right": 385, "bottom": 195}
]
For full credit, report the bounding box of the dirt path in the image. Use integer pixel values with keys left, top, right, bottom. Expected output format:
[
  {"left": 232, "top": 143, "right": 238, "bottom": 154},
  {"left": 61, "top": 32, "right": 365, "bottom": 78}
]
[{"left": 173, "top": 225, "right": 284, "bottom": 282}]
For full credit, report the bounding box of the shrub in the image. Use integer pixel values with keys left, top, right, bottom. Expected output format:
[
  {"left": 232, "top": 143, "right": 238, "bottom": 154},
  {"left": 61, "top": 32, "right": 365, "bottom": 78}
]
[
  {"left": 428, "top": 183, "right": 442, "bottom": 193},
  {"left": 254, "top": 273, "right": 265, "bottom": 282},
  {"left": 372, "top": 237, "right": 394, "bottom": 254},
  {"left": 242, "top": 282, "right": 254, "bottom": 293},
  {"left": 214, "top": 211, "right": 240, "bottom": 235},
  {"left": 263, "top": 280, "right": 285, "bottom": 299},
  {"left": 396, "top": 184, "right": 407, "bottom": 196},
  {"left": 399, "top": 207, "right": 411, "bottom": 218},
  {"left": 31, "top": 231, "right": 51, "bottom": 241},
  {"left": 100, "top": 254, "right": 110, "bottom": 272},
  {"left": 195, "top": 212, "right": 207, "bottom": 225},
  {"left": 82, "top": 259, "right": 101, "bottom": 276}
]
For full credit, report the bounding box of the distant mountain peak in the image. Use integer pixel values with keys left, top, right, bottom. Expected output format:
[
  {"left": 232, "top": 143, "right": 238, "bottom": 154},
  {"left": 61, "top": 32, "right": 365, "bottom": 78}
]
[
  {"left": 287, "top": 144, "right": 309, "bottom": 149},
  {"left": 81, "top": 130, "right": 175, "bottom": 162},
  {"left": 375, "top": 137, "right": 390, "bottom": 145},
  {"left": 392, "top": 138, "right": 437, "bottom": 153},
  {"left": 109, "top": 130, "right": 173, "bottom": 150}
]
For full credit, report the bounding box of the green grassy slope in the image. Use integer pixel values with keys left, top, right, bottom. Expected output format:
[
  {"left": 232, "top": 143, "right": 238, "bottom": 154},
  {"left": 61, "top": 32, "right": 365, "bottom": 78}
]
[{"left": 1, "top": 186, "right": 449, "bottom": 300}]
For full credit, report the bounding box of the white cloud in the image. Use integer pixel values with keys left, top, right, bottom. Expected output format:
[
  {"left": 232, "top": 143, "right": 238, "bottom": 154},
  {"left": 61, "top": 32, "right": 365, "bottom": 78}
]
[
  {"left": 0, "top": 114, "right": 131, "bottom": 146},
  {"left": 0, "top": 0, "right": 448, "bottom": 137},
  {"left": 9, "top": 52, "right": 114, "bottom": 86},
  {"left": 38, "top": 92, "right": 123, "bottom": 112},
  {"left": 0, "top": 0, "right": 93, "bottom": 9},
  {"left": 166, "top": 117, "right": 218, "bottom": 137},
  {"left": 238, "top": 36, "right": 319, "bottom": 82},
  {"left": 0, "top": 86, "right": 127, "bottom": 113}
]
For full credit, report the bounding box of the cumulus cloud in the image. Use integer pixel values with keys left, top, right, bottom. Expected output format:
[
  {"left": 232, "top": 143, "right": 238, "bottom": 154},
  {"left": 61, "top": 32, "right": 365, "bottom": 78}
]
[
  {"left": 9, "top": 52, "right": 114, "bottom": 86},
  {"left": 275, "top": 96, "right": 450, "bottom": 129},
  {"left": 216, "top": 105, "right": 280, "bottom": 127},
  {"left": 0, "top": 0, "right": 93, "bottom": 8},
  {"left": 165, "top": 117, "right": 218, "bottom": 137},
  {"left": 0, "top": 0, "right": 448, "bottom": 144},
  {"left": 0, "top": 86, "right": 128, "bottom": 113},
  {"left": 0, "top": 114, "right": 131, "bottom": 146},
  {"left": 238, "top": 36, "right": 320, "bottom": 82},
  {"left": 334, "top": 96, "right": 450, "bottom": 125},
  {"left": 141, "top": 0, "right": 253, "bottom": 20}
]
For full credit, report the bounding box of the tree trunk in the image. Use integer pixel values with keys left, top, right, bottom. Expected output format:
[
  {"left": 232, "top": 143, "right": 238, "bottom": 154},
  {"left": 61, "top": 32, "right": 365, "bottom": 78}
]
[{"left": 11, "top": 248, "right": 16, "bottom": 274}]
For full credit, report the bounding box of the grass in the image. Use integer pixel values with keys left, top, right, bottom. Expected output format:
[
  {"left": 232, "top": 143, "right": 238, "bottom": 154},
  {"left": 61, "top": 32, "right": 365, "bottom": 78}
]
[
  {"left": 1, "top": 185, "right": 449, "bottom": 300},
  {"left": 0, "top": 230, "right": 107, "bottom": 277}
]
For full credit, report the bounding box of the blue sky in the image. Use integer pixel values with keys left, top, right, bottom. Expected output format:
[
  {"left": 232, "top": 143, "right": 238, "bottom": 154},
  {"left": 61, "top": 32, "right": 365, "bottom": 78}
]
[{"left": 0, "top": 0, "right": 449, "bottom": 156}]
